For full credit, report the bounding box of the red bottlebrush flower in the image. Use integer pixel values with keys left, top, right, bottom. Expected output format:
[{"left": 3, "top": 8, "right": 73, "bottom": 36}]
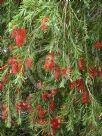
[
  {"left": 81, "top": 91, "right": 89, "bottom": 104},
  {"left": 95, "top": 42, "right": 102, "bottom": 49},
  {"left": 42, "top": 92, "right": 49, "bottom": 101},
  {"left": 25, "top": 58, "right": 33, "bottom": 69},
  {"left": 38, "top": 110, "right": 45, "bottom": 119},
  {"left": 16, "top": 101, "right": 31, "bottom": 111},
  {"left": 11, "top": 63, "right": 19, "bottom": 74},
  {"left": 41, "top": 17, "right": 49, "bottom": 24},
  {"left": 9, "top": 56, "right": 22, "bottom": 74},
  {"left": 12, "top": 28, "right": 26, "bottom": 39},
  {"left": 41, "top": 17, "right": 49, "bottom": 31},
  {"left": 44, "top": 52, "right": 55, "bottom": 71},
  {"left": 78, "top": 57, "right": 86, "bottom": 71},
  {"left": 54, "top": 65, "right": 61, "bottom": 80},
  {"left": 12, "top": 28, "right": 18, "bottom": 38},
  {"left": 15, "top": 36, "right": 26, "bottom": 48},
  {"left": 12, "top": 28, "right": 26, "bottom": 48},
  {"left": 50, "top": 100, "right": 56, "bottom": 111},
  {"left": 69, "top": 79, "right": 85, "bottom": 92},
  {"left": 75, "top": 78, "right": 85, "bottom": 92},
  {"left": 69, "top": 81, "right": 75, "bottom": 91},
  {"left": 89, "top": 67, "right": 97, "bottom": 79},
  {"left": 61, "top": 67, "right": 67, "bottom": 77},
  {"left": 13, "top": 61, "right": 22, "bottom": 74},
  {"left": 8, "top": 57, "right": 16, "bottom": 65},
  {"left": 98, "top": 67, "right": 102, "bottom": 78},
  {"left": 0, "top": 82, "right": 3, "bottom": 91},
  {"left": 41, "top": 25, "right": 48, "bottom": 31},
  {"left": 22, "top": 102, "right": 31, "bottom": 111},
  {"left": 51, "top": 117, "right": 61, "bottom": 132}
]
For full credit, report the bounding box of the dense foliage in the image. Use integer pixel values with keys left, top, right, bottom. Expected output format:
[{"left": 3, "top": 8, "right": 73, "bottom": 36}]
[{"left": 0, "top": 0, "right": 102, "bottom": 136}]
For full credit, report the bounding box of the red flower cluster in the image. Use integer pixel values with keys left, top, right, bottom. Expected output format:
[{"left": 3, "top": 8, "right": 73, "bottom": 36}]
[
  {"left": 42, "top": 92, "right": 50, "bottom": 101},
  {"left": 8, "top": 56, "right": 22, "bottom": 74},
  {"left": 16, "top": 100, "right": 31, "bottom": 111},
  {"left": 81, "top": 91, "right": 89, "bottom": 104},
  {"left": 78, "top": 57, "right": 86, "bottom": 71},
  {"left": 76, "top": 78, "right": 85, "bottom": 92},
  {"left": 44, "top": 52, "right": 72, "bottom": 81},
  {"left": 54, "top": 65, "right": 70, "bottom": 80},
  {"left": 42, "top": 88, "right": 58, "bottom": 101},
  {"left": 12, "top": 28, "right": 26, "bottom": 48},
  {"left": 51, "top": 116, "right": 61, "bottom": 133},
  {"left": 69, "top": 81, "right": 75, "bottom": 91},
  {"left": 41, "top": 17, "right": 49, "bottom": 31},
  {"left": 38, "top": 110, "right": 45, "bottom": 119},
  {"left": 69, "top": 78, "right": 90, "bottom": 105},
  {"left": 25, "top": 58, "right": 33, "bottom": 69},
  {"left": 35, "top": 105, "right": 47, "bottom": 125},
  {"left": 61, "top": 67, "right": 67, "bottom": 77},
  {"left": 44, "top": 52, "right": 55, "bottom": 71},
  {"left": 95, "top": 42, "right": 102, "bottom": 49},
  {"left": 54, "top": 65, "right": 61, "bottom": 80},
  {"left": 49, "top": 100, "right": 56, "bottom": 112},
  {"left": 69, "top": 78, "right": 85, "bottom": 92},
  {"left": 42, "top": 89, "right": 57, "bottom": 113}
]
